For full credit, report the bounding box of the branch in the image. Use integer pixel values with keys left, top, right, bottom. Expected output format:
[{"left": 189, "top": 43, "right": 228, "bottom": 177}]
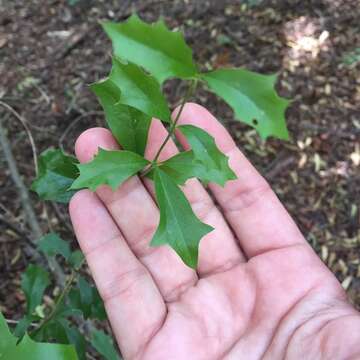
[{"left": 0, "top": 105, "right": 65, "bottom": 285}]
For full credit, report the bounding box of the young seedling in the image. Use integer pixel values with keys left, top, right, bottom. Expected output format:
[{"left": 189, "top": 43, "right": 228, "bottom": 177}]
[{"left": 32, "top": 14, "right": 290, "bottom": 269}]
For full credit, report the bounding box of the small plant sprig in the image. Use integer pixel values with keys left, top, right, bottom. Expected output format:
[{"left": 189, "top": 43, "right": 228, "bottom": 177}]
[
  {"left": 0, "top": 233, "right": 120, "bottom": 360},
  {"left": 1, "top": 14, "right": 291, "bottom": 360},
  {"left": 32, "top": 14, "right": 290, "bottom": 269}
]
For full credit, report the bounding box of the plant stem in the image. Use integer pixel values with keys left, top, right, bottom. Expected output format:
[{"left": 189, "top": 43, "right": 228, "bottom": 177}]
[
  {"left": 30, "top": 270, "right": 77, "bottom": 336},
  {"left": 151, "top": 79, "right": 197, "bottom": 165}
]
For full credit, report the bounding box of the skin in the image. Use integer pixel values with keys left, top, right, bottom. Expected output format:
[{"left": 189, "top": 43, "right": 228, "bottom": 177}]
[{"left": 69, "top": 103, "right": 360, "bottom": 360}]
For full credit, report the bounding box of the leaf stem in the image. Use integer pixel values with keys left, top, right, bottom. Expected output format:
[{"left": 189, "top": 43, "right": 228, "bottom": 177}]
[
  {"left": 151, "top": 79, "right": 197, "bottom": 165},
  {"left": 30, "top": 270, "right": 77, "bottom": 337}
]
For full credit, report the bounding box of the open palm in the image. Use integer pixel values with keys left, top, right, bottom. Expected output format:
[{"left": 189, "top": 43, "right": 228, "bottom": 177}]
[{"left": 69, "top": 104, "right": 360, "bottom": 360}]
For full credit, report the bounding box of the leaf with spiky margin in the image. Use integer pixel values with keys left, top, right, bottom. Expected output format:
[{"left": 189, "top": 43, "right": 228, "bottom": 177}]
[
  {"left": 101, "top": 58, "right": 170, "bottom": 122},
  {"left": 0, "top": 312, "right": 16, "bottom": 356},
  {"left": 201, "top": 69, "right": 290, "bottom": 140},
  {"left": 91, "top": 79, "right": 151, "bottom": 155},
  {"left": 151, "top": 168, "right": 213, "bottom": 268},
  {"left": 102, "top": 14, "right": 198, "bottom": 84},
  {"left": 178, "top": 125, "right": 236, "bottom": 186},
  {"left": 147, "top": 151, "right": 212, "bottom": 186},
  {"left": 31, "top": 149, "right": 79, "bottom": 203},
  {"left": 2, "top": 333, "right": 78, "bottom": 360},
  {"left": 70, "top": 148, "right": 149, "bottom": 192}
]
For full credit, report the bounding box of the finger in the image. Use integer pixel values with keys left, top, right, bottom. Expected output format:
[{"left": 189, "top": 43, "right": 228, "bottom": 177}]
[
  {"left": 174, "top": 103, "right": 307, "bottom": 258},
  {"left": 144, "top": 119, "right": 246, "bottom": 276},
  {"left": 69, "top": 190, "right": 166, "bottom": 359},
  {"left": 75, "top": 127, "right": 196, "bottom": 302}
]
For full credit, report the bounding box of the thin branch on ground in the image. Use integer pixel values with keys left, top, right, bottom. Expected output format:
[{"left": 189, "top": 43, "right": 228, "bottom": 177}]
[
  {"left": 0, "top": 109, "right": 65, "bottom": 285},
  {"left": 59, "top": 111, "right": 103, "bottom": 151}
]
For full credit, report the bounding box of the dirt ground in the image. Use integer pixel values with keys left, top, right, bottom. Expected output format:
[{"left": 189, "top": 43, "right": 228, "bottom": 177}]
[{"left": 0, "top": 0, "right": 359, "bottom": 341}]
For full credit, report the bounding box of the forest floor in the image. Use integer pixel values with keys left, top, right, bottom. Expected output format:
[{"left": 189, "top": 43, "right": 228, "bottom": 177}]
[{"left": 0, "top": 0, "right": 359, "bottom": 346}]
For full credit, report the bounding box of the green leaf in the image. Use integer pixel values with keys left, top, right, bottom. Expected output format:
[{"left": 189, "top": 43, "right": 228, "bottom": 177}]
[
  {"left": 67, "top": 277, "right": 106, "bottom": 320},
  {"left": 38, "top": 233, "right": 71, "bottom": 261},
  {"left": 201, "top": 69, "right": 290, "bottom": 140},
  {"left": 178, "top": 125, "right": 236, "bottom": 186},
  {"left": 2, "top": 334, "right": 78, "bottom": 360},
  {"left": 91, "top": 329, "right": 121, "bottom": 360},
  {"left": 99, "top": 58, "right": 170, "bottom": 122},
  {"left": 70, "top": 148, "right": 149, "bottom": 191},
  {"left": 57, "top": 320, "right": 86, "bottom": 360},
  {"left": 31, "top": 149, "right": 79, "bottom": 203},
  {"left": 68, "top": 251, "right": 84, "bottom": 269},
  {"left": 21, "top": 265, "right": 50, "bottom": 315},
  {"left": 149, "top": 151, "right": 209, "bottom": 186},
  {"left": 14, "top": 315, "right": 39, "bottom": 338},
  {"left": 0, "top": 312, "right": 17, "bottom": 356},
  {"left": 91, "top": 79, "right": 151, "bottom": 155},
  {"left": 152, "top": 168, "right": 213, "bottom": 268},
  {"left": 102, "top": 14, "right": 198, "bottom": 84}
]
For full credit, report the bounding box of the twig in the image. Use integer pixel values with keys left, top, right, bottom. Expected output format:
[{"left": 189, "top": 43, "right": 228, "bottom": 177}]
[
  {"left": 0, "top": 213, "right": 34, "bottom": 243},
  {"left": 31, "top": 270, "right": 78, "bottom": 337},
  {"left": 59, "top": 111, "right": 103, "bottom": 151},
  {"left": 5, "top": 318, "right": 37, "bottom": 328},
  {"left": 0, "top": 109, "right": 65, "bottom": 284},
  {"left": 265, "top": 155, "right": 296, "bottom": 181},
  {"left": 151, "top": 79, "right": 197, "bottom": 165},
  {"left": 0, "top": 101, "right": 38, "bottom": 174},
  {"left": 0, "top": 115, "right": 42, "bottom": 240}
]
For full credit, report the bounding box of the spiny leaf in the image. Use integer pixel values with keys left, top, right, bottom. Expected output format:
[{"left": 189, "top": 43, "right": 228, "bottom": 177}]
[
  {"left": 102, "top": 14, "right": 198, "bottom": 84},
  {"left": 2, "top": 333, "right": 78, "bottom": 360},
  {"left": 91, "top": 329, "right": 121, "bottom": 360},
  {"left": 21, "top": 265, "right": 50, "bottom": 315},
  {"left": 38, "top": 233, "right": 71, "bottom": 261},
  {"left": 31, "top": 149, "right": 79, "bottom": 203},
  {"left": 70, "top": 148, "right": 149, "bottom": 192},
  {"left": 201, "top": 69, "right": 290, "bottom": 140},
  {"left": 91, "top": 79, "right": 151, "bottom": 155},
  {"left": 150, "top": 151, "right": 210, "bottom": 186},
  {"left": 0, "top": 312, "right": 16, "bottom": 356},
  {"left": 152, "top": 168, "right": 213, "bottom": 268},
  {"left": 178, "top": 125, "right": 236, "bottom": 186},
  {"left": 101, "top": 58, "right": 170, "bottom": 122}
]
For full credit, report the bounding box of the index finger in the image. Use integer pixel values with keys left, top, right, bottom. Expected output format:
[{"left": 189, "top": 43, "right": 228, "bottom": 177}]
[{"left": 174, "top": 103, "right": 307, "bottom": 258}]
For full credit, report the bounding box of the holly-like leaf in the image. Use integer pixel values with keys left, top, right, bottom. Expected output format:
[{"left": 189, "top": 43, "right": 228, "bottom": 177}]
[
  {"left": 152, "top": 168, "right": 213, "bottom": 268},
  {"left": 149, "top": 151, "right": 209, "bottom": 186},
  {"left": 99, "top": 58, "right": 170, "bottom": 122},
  {"left": 2, "top": 334, "right": 78, "bottom": 360},
  {"left": 91, "top": 329, "right": 121, "bottom": 360},
  {"left": 38, "top": 233, "right": 71, "bottom": 261},
  {"left": 31, "top": 149, "right": 79, "bottom": 203},
  {"left": 201, "top": 69, "right": 290, "bottom": 139},
  {"left": 0, "top": 312, "right": 16, "bottom": 356},
  {"left": 102, "top": 14, "right": 198, "bottom": 84},
  {"left": 70, "top": 148, "right": 149, "bottom": 192},
  {"left": 21, "top": 265, "right": 50, "bottom": 315},
  {"left": 91, "top": 79, "right": 151, "bottom": 155},
  {"left": 178, "top": 125, "right": 236, "bottom": 186}
]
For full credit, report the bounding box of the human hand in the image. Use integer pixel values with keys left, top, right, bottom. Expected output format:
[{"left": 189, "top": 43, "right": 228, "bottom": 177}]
[{"left": 69, "top": 103, "right": 360, "bottom": 360}]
